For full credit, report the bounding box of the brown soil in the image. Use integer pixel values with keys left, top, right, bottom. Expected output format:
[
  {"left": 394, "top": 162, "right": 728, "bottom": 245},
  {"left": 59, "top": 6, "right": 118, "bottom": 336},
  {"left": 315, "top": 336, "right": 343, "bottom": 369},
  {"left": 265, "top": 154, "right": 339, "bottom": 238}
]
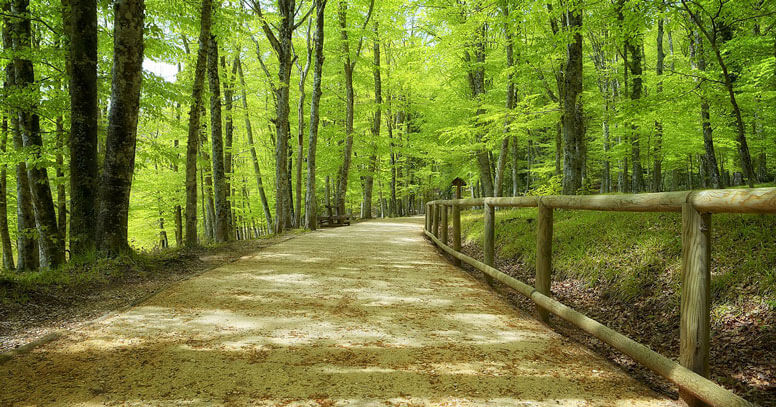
[
  {"left": 1, "top": 236, "right": 296, "bottom": 354},
  {"left": 0, "top": 217, "right": 677, "bottom": 406}
]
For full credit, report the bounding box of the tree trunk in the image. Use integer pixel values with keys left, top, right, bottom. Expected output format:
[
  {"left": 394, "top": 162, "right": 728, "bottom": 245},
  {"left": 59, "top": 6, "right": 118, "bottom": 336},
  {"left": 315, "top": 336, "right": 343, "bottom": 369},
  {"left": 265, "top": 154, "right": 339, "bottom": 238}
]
[
  {"left": 206, "top": 35, "right": 229, "bottom": 242},
  {"left": 495, "top": 8, "right": 515, "bottom": 199},
  {"left": 236, "top": 57, "right": 274, "bottom": 232},
  {"left": 362, "top": 21, "right": 381, "bottom": 218},
  {"left": 2, "top": 17, "right": 37, "bottom": 270},
  {"left": 184, "top": 0, "right": 213, "bottom": 246},
  {"left": 305, "top": 0, "right": 327, "bottom": 230},
  {"left": 692, "top": 32, "right": 721, "bottom": 189},
  {"left": 56, "top": 114, "right": 67, "bottom": 247},
  {"left": 221, "top": 55, "right": 236, "bottom": 235},
  {"left": 96, "top": 0, "right": 145, "bottom": 256},
  {"left": 618, "top": 0, "right": 644, "bottom": 193},
  {"left": 12, "top": 0, "right": 64, "bottom": 267},
  {"left": 67, "top": 0, "right": 98, "bottom": 257},
  {"left": 259, "top": 0, "right": 296, "bottom": 233},
  {"left": 561, "top": 7, "right": 584, "bottom": 195},
  {"left": 683, "top": 2, "right": 756, "bottom": 187},
  {"left": 295, "top": 23, "right": 312, "bottom": 227},
  {"left": 0, "top": 118, "right": 13, "bottom": 269},
  {"left": 336, "top": 1, "right": 355, "bottom": 216},
  {"left": 511, "top": 136, "right": 519, "bottom": 196},
  {"left": 652, "top": 18, "right": 665, "bottom": 192},
  {"left": 199, "top": 104, "right": 216, "bottom": 241}
]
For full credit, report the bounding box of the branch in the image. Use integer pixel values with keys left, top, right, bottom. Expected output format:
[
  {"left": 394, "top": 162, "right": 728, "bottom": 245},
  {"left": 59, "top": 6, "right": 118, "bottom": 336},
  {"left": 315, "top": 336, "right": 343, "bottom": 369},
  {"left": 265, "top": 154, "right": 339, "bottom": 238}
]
[
  {"left": 353, "top": 0, "right": 376, "bottom": 64},
  {"left": 249, "top": 0, "right": 282, "bottom": 53},
  {"left": 293, "top": 3, "right": 315, "bottom": 30},
  {"left": 250, "top": 33, "right": 278, "bottom": 92}
]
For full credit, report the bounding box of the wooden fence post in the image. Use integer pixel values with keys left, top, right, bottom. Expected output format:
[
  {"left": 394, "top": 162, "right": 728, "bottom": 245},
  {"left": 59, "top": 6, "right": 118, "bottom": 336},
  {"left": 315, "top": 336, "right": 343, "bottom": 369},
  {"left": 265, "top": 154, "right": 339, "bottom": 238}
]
[
  {"left": 425, "top": 203, "right": 430, "bottom": 231},
  {"left": 680, "top": 203, "right": 712, "bottom": 407},
  {"left": 452, "top": 203, "right": 461, "bottom": 266},
  {"left": 536, "top": 200, "right": 553, "bottom": 323},
  {"left": 483, "top": 201, "right": 495, "bottom": 285},
  {"left": 441, "top": 204, "right": 448, "bottom": 245},
  {"left": 433, "top": 204, "right": 440, "bottom": 237}
]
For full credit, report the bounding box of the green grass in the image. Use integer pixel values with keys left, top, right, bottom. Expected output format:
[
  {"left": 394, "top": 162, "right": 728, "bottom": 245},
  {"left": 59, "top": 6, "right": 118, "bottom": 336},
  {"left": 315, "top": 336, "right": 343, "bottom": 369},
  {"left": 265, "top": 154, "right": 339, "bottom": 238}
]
[{"left": 460, "top": 208, "right": 776, "bottom": 304}]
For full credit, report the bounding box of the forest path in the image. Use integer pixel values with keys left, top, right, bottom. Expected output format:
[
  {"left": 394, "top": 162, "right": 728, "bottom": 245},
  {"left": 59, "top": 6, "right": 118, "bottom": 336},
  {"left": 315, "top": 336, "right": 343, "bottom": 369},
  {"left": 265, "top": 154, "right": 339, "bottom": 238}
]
[{"left": 0, "top": 217, "right": 677, "bottom": 406}]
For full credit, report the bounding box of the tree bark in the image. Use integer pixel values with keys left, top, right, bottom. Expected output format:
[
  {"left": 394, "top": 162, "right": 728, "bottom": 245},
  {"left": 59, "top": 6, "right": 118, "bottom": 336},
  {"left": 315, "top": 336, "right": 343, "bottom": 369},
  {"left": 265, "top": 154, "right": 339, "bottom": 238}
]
[
  {"left": 206, "top": 35, "right": 229, "bottom": 242},
  {"left": 0, "top": 117, "right": 14, "bottom": 269},
  {"left": 692, "top": 31, "right": 721, "bottom": 189},
  {"left": 12, "top": 0, "right": 64, "bottom": 267},
  {"left": 494, "top": 2, "right": 515, "bottom": 198},
  {"left": 96, "top": 0, "right": 145, "bottom": 256},
  {"left": 466, "top": 16, "right": 493, "bottom": 197},
  {"left": 618, "top": 0, "right": 644, "bottom": 192},
  {"left": 653, "top": 17, "right": 664, "bottom": 192},
  {"left": 335, "top": 0, "right": 374, "bottom": 215},
  {"left": 236, "top": 57, "right": 274, "bottom": 232},
  {"left": 305, "top": 0, "right": 327, "bottom": 229},
  {"left": 184, "top": 0, "right": 213, "bottom": 246},
  {"left": 3, "top": 11, "right": 37, "bottom": 270},
  {"left": 251, "top": 0, "right": 298, "bottom": 232},
  {"left": 295, "top": 22, "right": 312, "bottom": 227},
  {"left": 362, "top": 21, "right": 381, "bottom": 218},
  {"left": 67, "top": 0, "right": 98, "bottom": 257},
  {"left": 221, "top": 55, "right": 236, "bottom": 236},
  {"left": 561, "top": 6, "right": 584, "bottom": 195}
]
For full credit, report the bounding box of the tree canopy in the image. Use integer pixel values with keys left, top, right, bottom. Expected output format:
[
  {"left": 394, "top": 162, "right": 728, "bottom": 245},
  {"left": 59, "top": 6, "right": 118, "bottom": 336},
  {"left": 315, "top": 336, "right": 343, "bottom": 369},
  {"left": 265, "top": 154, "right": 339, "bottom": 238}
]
[{"left": 0, "top": 0, "right": 774, "bottom": 265}]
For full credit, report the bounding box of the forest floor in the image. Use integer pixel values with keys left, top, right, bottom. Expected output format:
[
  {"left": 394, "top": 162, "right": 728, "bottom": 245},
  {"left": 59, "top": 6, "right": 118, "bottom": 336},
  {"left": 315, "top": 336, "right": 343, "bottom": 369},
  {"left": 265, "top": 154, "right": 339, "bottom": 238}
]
[
  {"left": 0, "top": 233, "right": 301, "bottom": 354},
  {"left": 453, "top": 209, "right": 775, "bottom": 406},
  {"left": 0, "top": 217, "right": 676, "bottom": 406}
]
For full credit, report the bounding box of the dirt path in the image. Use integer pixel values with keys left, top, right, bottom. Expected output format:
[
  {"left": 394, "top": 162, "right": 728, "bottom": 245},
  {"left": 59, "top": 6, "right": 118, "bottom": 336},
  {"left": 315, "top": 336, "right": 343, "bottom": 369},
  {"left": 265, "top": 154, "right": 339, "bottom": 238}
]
[{"left": 0, "top": 218, "right": 678, "bottom": 406}]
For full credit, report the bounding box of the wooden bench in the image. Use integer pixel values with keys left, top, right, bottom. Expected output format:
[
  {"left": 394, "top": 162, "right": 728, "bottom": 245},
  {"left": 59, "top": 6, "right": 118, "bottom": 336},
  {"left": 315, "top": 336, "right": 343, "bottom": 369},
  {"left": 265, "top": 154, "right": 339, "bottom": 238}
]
[
  {"left": 318, "top": 214, "right": 351, "bottom": 227},
  {"left": 318, "top": 205, "right": 352, "bottom": 227}
]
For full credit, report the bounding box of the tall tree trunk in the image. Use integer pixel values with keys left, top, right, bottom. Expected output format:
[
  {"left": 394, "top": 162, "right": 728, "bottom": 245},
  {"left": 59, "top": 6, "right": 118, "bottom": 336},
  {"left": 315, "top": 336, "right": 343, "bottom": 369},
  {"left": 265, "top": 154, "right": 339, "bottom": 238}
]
[
  {"left": 561, "top": 6, "right": 584, "bottom": 195},
  {"left": 184, "top": 0, "right": 213, "bottom": 246},
  {"left": 618, "top": 0, "right": 644, "bottom": 192},
  {"left": 236, "top": 58, "right": 274, "bottom": 231},
  {"left": 363, "top": 20, "right": 381, "bottom": 218},
  {"left": 305, "top": 0, "right": 327, "bottom": 229},
  {"left": 67, "top": 0, "right": 98, "bottom": 257},
  {"left": 253, "top": 0, "right": 296, "bottom": 233},
  {"left": 336, "top": 1, "right": 354, "bottom": 216},
  {"left": 96, "top": 0, "right": 145, "bottom": 256},
  {"left": 199, "top": 105, "right": 216, "bottom": 240},
  {"left": 55, "top": 114, "right": 67, "bottom": 246},
  {"left": 466, "top": 17, "right": 493, "bottom": 197},
  {"left": 235, "top": 58, "right": 273, "bottom": 231},
  {"left": 494, "top": 2, "right": 515, "bottom": 198},
  {"left": 206, "top": 35, "right": 229, "bottom": 242},
  {"left": 692, "top": 31, "right": 721, "bottom": 189},
  {"left": 295, "top": 22, "right": 312, "bottom": 227},
  {"left": 221, "top": 55, "right": 236, "bottom": 235},
  {"left": 387, "top": 98, "right": 397, "bottom": 217},
  {"left": 652, "top": 18, "right": 665, "bottom": 192},
  {"left": 511, "top": 136, "right": 519, "bottom": 196},
  {"left": 12, "top": 0, "right": 63, "bottom": 267},
  {"left": 683, "top": 1, "right": 756, "bottom": 187},
  {"left": 0, "top": 118, "right": 13, "bottom": 269},
  {"left": 3, "top": 12, "right": 37, "bottom": 270},
  {"left": 335, "top": 0, "right": 374, "bottom": 215}
]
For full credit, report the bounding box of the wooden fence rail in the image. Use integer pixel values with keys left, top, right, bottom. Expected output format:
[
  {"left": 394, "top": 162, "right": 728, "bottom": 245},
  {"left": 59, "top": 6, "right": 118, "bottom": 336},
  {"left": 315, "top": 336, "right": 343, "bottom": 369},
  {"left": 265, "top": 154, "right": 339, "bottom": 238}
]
[{"left": 424, "top": 187, "right": 776, "bottom": 407}]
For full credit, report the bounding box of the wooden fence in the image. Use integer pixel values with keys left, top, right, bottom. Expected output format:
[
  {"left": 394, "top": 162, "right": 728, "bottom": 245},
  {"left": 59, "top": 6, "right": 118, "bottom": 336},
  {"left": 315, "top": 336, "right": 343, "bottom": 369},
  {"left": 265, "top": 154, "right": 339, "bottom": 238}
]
[{"left": 425, "top": 187, "right": 776, "bottom": 407}]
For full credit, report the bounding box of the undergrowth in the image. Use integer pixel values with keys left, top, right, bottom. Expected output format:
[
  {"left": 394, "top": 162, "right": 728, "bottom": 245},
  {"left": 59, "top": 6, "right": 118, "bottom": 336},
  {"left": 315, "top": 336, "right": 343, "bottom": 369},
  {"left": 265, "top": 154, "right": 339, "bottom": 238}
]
[{"left": 460, "top": 208, "right": 776, "bottom": 306}]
